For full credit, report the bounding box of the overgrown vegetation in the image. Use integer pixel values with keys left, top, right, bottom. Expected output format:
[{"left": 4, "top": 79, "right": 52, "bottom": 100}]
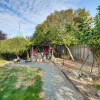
[
  {"left": 0, "top": 37, "right": 28, "bottom": 60},
  {"left": 73, "top": 6, "right": 100, "bottom": 74},
  {"left": 0, "top": 66, "right": 42, "bottom": 100}
]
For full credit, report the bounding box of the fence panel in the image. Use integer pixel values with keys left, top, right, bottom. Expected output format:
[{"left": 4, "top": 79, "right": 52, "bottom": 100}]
[{"left": 70, "top": 45, "right": 93, "bottom": 63}]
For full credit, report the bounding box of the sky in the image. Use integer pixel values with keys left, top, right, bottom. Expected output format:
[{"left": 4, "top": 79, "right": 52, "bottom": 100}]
[{"left": 0, "top": 0, "right": 100, "bottom": 37}]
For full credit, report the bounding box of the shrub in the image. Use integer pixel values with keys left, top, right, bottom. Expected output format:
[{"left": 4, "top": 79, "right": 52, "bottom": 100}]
[{"left": 96, "top": 82, "right": 100, "bottom": 89}]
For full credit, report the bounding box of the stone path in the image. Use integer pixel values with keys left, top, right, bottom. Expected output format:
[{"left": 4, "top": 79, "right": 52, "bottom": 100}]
[{"left": 13, "top": 61, "right": 85, "bottom": 100}]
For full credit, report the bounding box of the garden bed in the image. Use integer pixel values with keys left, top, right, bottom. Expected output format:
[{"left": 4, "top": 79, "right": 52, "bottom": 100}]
[
  {"left": 54, "top": 59, "right": 100, "bottom": 100},
  {"left": 63, "top": 67, "right": 100, "bottom": 100}
]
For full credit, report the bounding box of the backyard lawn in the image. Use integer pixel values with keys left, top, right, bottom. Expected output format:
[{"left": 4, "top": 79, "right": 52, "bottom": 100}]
[
  {"left": 0, "top": 59, "right": 7, "bottom": 65},
  {"left": 0, "top": 65, "right": 42, "bottom": 100}
]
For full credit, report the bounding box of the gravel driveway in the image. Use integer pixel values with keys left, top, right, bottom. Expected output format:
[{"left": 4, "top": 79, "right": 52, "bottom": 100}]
[{"left": 13, "top": 61, "right": 84, "bottom": 100}]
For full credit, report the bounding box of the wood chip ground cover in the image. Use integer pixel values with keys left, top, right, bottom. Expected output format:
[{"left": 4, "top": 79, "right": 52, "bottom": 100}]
[{"left": 0, "top": 66, "right": 42, "bottom": 100}]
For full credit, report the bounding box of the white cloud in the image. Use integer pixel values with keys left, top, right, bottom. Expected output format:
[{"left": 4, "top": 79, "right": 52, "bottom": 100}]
[{"left": 0, "top": 0, "right": 80, "bottom": 36}]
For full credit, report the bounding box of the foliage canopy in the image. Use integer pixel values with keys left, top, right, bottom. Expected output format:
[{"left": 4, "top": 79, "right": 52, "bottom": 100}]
[
  {"left": 31, "top": 8, "right": 89, "bottom": 46},
  {"left": 0, "top": 37, "right": 28, "bottom": 56}
]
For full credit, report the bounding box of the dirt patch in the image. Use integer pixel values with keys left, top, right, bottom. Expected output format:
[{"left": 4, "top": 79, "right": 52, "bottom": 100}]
[
  {"left": 62, "top": 68, "right": 100, "bottom": 100},
  {"left": 39, "top": 91, "right": 45, "bottom": 100},
  {"left": 14, "top": 72, "right": 25, "bottom": 88},
  {"left": 14, "top": 72, "right": 35, "bottom": 88},
  {"left": 22, "top": 79, "right": 35, "bottom": 87},
  {"left": 54, "top": 59, "right": 100, "bottom": 100},
  {"left": 38, "top": 71, "right": 44, "bottom": 77}
]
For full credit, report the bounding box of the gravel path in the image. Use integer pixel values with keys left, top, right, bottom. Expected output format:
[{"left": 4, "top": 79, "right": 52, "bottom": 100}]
[{"left": 13, "top": 61, "right": 84, "bottom": 100}]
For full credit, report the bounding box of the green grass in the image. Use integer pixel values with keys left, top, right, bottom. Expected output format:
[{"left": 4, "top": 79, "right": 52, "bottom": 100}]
[{"left": 0, "top": 66, "right": 42, "bottom": 100}]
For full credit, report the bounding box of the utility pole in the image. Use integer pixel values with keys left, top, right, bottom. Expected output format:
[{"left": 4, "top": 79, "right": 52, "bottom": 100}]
[
  {"left": 19, "top": 23, "right": 20, "bottom": 35},
  {"left": 17, "top": 23, "right": 22, "bottom": 37}
]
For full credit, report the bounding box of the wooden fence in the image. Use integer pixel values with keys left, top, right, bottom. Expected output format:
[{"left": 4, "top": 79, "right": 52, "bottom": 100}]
[
  {"left": 70, "top": 45, "right": 93, "bottom": 63},
  {"left": 54, "top": 45, "right": 93, "bottom": 63}
]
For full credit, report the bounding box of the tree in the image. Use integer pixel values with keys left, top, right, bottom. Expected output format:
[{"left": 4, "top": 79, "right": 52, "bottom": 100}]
[
  {"left": 73, "top": 6, "right": 100, "bottom": 74},
  {"left": 90, "top": 6, "right": 100, "bottom": 74},
  {"left": 75, "top": 8, "right": 90, "bottom": 19},
  {"left": 0, "top": 37, "right": 28, "bottom": 58},
  {"left": 31, "top": 9, "right": 75, "bottom": 60},
  {"left": 0, "top": 30, "right": 6, "bottom": 40},
  {"left": 31, "top": 8, "right": 89, "bottom": 61}
]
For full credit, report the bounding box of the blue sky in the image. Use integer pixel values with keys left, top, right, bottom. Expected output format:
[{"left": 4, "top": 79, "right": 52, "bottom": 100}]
[{"left": 0, "top": 0, "right": 99, "bottom": 37}]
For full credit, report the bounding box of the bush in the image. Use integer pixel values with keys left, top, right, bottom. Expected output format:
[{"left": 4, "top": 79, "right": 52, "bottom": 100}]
[{"left": 96, "top": 82, "right": 100, "bottom": 89}]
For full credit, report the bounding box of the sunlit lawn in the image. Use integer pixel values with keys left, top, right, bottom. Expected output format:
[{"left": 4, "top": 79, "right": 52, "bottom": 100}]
[
  {"left": 0, "top": 66, "right": 42, "bottom": 100},
  {"left": 0, "top": 59, "right": 6, "bottom": 65}
]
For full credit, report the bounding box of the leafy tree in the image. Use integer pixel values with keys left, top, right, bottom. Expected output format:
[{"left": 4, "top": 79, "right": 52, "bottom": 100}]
[
  {"left": 0, "top": 30, "right": 6, "bottom": 40},
  {"left": 0, "top": 37, "right": 28, "bottom": 58},
  {"left": 31, "top": 9, "right": 75, "bottom": 60},
  {"left": 74, "top": 6, "right": 100, "bottom": 74},
  {"left": 31, "top": 8, "right": 89, "bottom": 60},
  {"left": 75, "top": 8, "right": 90, "bottom": 19},
  {"left": 90, "top": 6, "right": 100, "bottom": 74}
]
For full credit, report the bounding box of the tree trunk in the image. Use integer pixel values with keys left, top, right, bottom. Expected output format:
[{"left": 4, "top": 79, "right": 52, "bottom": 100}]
[
  {"left": 95, "top": 59, "right": 100, "bottom": 74},
  {"left": 64, "top": 45, "right": 75, "bottom": 61},
  {"left": 51, "top": 49, "right": 53, "bottom": 58},
  {"left": 16, "top": 54, "right": 20, "bottom": 60},
  {"left": 60, "top": 36, "right": 75, "bottom": 61},
  {"left": 92, "top": 51, "right": 100, "bottom": 74},
  {"left": 51, "top": 48, "right": 55, "bottom": 60},
  {"left": 89, "top": 46, "right": 100, "bottom": 75}
]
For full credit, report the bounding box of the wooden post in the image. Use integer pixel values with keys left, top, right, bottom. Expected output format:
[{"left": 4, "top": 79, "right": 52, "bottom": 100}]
[
  {"left": 83, "top": 45, "right": 85, "bottom": 61},
  {"left": 31, "top": 46, "right": 33, "bottom": 60}
]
